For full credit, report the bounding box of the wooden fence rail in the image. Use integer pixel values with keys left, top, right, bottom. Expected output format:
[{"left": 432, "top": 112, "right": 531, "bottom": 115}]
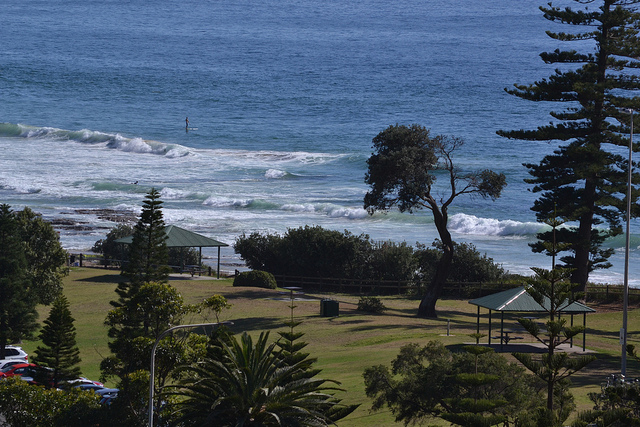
[
  {"left": 273, "top": 275, "right": 518, "bottom": 298},
  {"left": 274, "top": 274, "right": 640, "bottom": 301}
]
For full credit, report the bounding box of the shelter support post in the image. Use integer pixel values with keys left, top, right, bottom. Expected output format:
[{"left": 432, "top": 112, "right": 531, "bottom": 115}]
[
  {"left": 500, "top": 311, "right": 504, "bottom": 352},
  {"left": 583, "top": 313, "right": 586, "bottom": 352},
  {"left": 217, "top": 246, "right": 221, "bottom": 279},
  {"left": 488, "top": 310, "right": 492, "bottom": 347},
  {"left": 476, "top": 306, "right": 480, "bottom": 334},
  {"left": 570, "top": 314, "right": 574, "bottom": 348}
]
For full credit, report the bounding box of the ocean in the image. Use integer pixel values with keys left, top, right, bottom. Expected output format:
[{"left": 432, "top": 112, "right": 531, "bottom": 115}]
[{"left": 2, "top": 0, "right": 639, "bottom": 285}]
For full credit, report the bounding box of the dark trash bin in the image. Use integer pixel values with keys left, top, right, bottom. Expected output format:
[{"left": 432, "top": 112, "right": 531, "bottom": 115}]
[{"left": 320, "top": 299, "right": 339, "bottom": 317}]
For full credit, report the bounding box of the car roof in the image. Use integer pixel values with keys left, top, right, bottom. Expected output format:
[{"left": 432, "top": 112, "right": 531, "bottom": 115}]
[{"left": 0, "top": 363, "right": 33, "bottom": 374}]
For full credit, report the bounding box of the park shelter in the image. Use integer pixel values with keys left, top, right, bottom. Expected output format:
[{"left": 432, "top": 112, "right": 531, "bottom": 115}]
[
  {"left": 468, "top": 286, "right": 596, "bottom": 352},
  {"left": 115, "top": 225, "right": 228, "bottom": 278}
]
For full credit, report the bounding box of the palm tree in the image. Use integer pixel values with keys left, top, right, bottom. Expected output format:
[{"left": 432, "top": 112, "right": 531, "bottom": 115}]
[{"left": 167, "top": 331, "right": 350, "bottom": 426}]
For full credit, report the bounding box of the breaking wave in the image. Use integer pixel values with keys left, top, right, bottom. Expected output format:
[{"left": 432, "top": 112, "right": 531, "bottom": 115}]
[
  {"left": 0, "top": 123, "right": 192, "bottom": 157},
  {"left": 448, "top": 213, "right": 545, "bottom": 237}
]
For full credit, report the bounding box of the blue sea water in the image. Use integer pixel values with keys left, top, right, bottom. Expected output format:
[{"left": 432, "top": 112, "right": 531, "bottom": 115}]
[{"left": 2, "top": 0, "right": 639, "bottom": 284}]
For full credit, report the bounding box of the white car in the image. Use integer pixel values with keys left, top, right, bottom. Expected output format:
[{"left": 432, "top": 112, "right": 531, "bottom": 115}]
[{"left": 0, "top": 346, "right": 28, "bottom": 363}]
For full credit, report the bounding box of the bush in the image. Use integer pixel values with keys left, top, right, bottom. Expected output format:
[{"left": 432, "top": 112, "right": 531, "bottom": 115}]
[
  {"left": 415, "top": 240, "right": 506, "bottom": 284},
  {"left": 234, "top": 226, "right": 374, "bottom": 278},
  {"left": 233, "top": 270, "right": 277, "bottom": 289},
  {"left": 357, "top": 296, "right": 386, "bottom": 313},
  {"left": 92, "top": 224, "right": 134, "bottom": 266},
  {"left": 0, "top": 376, "right": 104, "bottom": 427}
]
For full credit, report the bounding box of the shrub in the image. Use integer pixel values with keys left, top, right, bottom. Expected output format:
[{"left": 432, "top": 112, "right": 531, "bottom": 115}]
[
  {"left": 357, "top": 296, "right": 386, "bottom": 314},
  {"left": 92, "top": 224, "right": 134, "bottom": 266},
  {"left": 234, "top": 226, "right": 373, "bottom": 278},
  {"left": 415, "top": 240, "right": 506, "bottom": 284},
  {"left": 233, "top": 270, "right": 277, "bottom": 289},
  {"left": 0, "top": 376, "right": 104, "bottom": 427}
]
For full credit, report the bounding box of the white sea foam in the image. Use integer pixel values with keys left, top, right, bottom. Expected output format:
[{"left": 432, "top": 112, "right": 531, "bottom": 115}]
[
  {"left": 108, "top": 137, "right": 153, "bottom": 154},
  {"left": 281, "top": 203, "right": 316, "bottom": 212},
  {"left": 265, "top": 169, "right": 287, "bottom": 178},
  {"left": 6, "top": 125, "right": 195, "bottom": 158},
  {"left": 280, "top": 203, "right": 368, "bottom": 219},
  {"left": 0, "top": 181, "right": 42, "bottom": 195},
  {"left": 159, "top": 187, "right": 191, "bottom": 200},
  {"left": 322, "top": 205, "right": 368, "bottom": 219},
  {"left": 448, "top": 213, "right": 544, "bottom": 237},
  {"left": 203, "top": 196, "right": 253, "bottom": 207}
]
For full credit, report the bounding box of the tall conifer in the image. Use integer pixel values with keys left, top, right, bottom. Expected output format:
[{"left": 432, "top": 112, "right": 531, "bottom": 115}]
[
  {"left": 498, "top": 1, "right": 640, "bottom": 290},
  {"left": 106, "top": 188, "right": 172, "bottom": 377},
  {"left": 33, "top": 295, "right": 81, "bottom": 387},
  {"left": 124, "top": 187, "right": 170, "bottom": 287},
  {"left": 0, "top": 204, "right": 38, "bottom": 359}
]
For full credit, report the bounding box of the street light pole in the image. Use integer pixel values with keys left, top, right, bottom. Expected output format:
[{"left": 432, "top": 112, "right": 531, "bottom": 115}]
[
  {"left": 148, "top": 322, "right": 230, "bottom": 427},
  {"left": 622, "top": 109, "right": 634, "bottom": 376}
]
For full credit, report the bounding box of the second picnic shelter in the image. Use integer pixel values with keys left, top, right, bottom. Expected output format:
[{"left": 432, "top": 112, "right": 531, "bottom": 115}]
[{"left": 468, "top": 286, "right": 596, "bottom": 352}]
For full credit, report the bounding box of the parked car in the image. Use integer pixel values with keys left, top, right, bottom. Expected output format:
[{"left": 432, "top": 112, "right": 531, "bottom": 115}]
[
  {"left": 96, "top": 387, "right": 118, "bottom": 405},
  {"left": 0, "top": 363, "right": 56, "bottom": 387},
  {"left": 0, "top": 359, "right": 25, "bottom": 371},
  {"left": 99, "top": 394, "right": 117, "bottom": 406},
  {"left": 94, "top": 387, "right": 119, "bottom": 397},
  {"left": 74, "top": 383, "right": 106, "bottom": 392},
  {"left": 66, "top": 377, "right": 104, "bottom": 387},
  {"left": 0, "top": 363, "right": 37, "bottom": 379},
  {"left": 75, "top": 384, "right": 119, "bottom": 405},
  {"left": 0, "top": 346, "right": 28, "bottom": 362}
]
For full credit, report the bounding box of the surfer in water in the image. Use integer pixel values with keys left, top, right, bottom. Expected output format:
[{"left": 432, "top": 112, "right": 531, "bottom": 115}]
[{"left": 185, "top": 117, "right": 190, "bottom": 132}]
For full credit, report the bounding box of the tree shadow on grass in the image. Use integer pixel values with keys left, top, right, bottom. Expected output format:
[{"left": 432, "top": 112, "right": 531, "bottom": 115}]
[
  {"left": 569, "top": 353, "right": 620, "bottom": 389},
  {"left": 75, "top": 274, "right": 123, "bottom": 283},
  {"left": 223, "top": 288, "right": 285, "bottom": 300},
  {"left": 227, "top": 316, "right": 291, "bottom": 333}
]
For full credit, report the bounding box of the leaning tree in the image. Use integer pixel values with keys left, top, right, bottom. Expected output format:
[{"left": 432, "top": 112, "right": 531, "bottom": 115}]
[
  {"left": 364, "top": 124, "right": 506, "bottom": 318},
  {"left": 498, "top": 0, "right": 640, "bottom": 291}
]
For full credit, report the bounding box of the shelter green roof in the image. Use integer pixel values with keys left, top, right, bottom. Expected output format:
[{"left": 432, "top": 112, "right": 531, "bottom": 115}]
[
  {"left": 469, "top": 286, "right": 595, "bottom": 314},
  {"left": 115, "top": 225, "right": 228, "bottom": 248}
]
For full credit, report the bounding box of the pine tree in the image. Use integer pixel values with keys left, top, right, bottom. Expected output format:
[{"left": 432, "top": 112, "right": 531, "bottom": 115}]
[
  {"left": 274, "top": 289, "right": 359, "bottom": 422},
  {"left": 124, "top": 188, "right": 171, "bottom": 287},
  {"left": 513, "top": 219, "right": 596, "bottom": 425},
  {"left": 498, "top": 1, "right": 640, "bottom": 291},
  {"left": 439, "top": 345, "right": 509, "bottom": 427},
  {"left": 0, "top": 204, "right": 38, "bottom": 359},
  {"left": 33, "top": 295, "right": 81, "bottom": 388},
  {"left": 106, "top": 188, "right": 172, "bottom": 373},
  {"left": 101, "top": 189, "right": 179, "bottom": 417}
]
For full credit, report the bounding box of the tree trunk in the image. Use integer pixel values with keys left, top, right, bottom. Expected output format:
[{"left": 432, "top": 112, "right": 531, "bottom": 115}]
[
  {"left": 417, "top": 208, "right": 454, "bottom": 318},
  {"left": 571, "top": 178, "right": 597, "bottom": 294}
]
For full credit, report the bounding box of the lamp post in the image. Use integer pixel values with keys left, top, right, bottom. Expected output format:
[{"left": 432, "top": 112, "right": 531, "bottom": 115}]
[
  {"left": 622, "top": 109, "right": 634, "bottom": 376},
  {"left": 149, "top": 322, "right": 231, "bottom": 427}
]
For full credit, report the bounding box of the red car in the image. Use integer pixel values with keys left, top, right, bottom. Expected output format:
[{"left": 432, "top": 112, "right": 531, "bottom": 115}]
[
  {"left": 0, "top": 363, "right": 55, "bottom": 386},
  {"left": 0, "top": 363, "right": 37, "bottom": 379}
]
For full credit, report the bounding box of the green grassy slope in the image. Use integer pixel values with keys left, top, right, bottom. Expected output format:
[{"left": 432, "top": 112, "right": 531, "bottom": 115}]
[{"left": 17, "top": 267, "right": 640, "bottom": 426}]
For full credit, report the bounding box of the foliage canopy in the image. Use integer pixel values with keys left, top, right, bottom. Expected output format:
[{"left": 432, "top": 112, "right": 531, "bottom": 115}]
[
  {"left": 32, "top": 294, "right": 82, "bottom": 388},
  {"left": 364, "top": 124, "right": 506, "bottom": 317},
  {"left": 498, "top": 0, "right": 640, "bottom": 290},
  {"left": 363, "top": 340, "right": 540, "bottom": 426},
  {"left": 168, "top": 331, "right": 355, "bottom": 426}
]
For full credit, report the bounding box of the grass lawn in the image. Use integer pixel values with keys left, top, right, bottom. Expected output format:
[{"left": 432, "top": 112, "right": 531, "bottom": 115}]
[{"left": 18, "top": 267, "right": 640, "bottom": 426}]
